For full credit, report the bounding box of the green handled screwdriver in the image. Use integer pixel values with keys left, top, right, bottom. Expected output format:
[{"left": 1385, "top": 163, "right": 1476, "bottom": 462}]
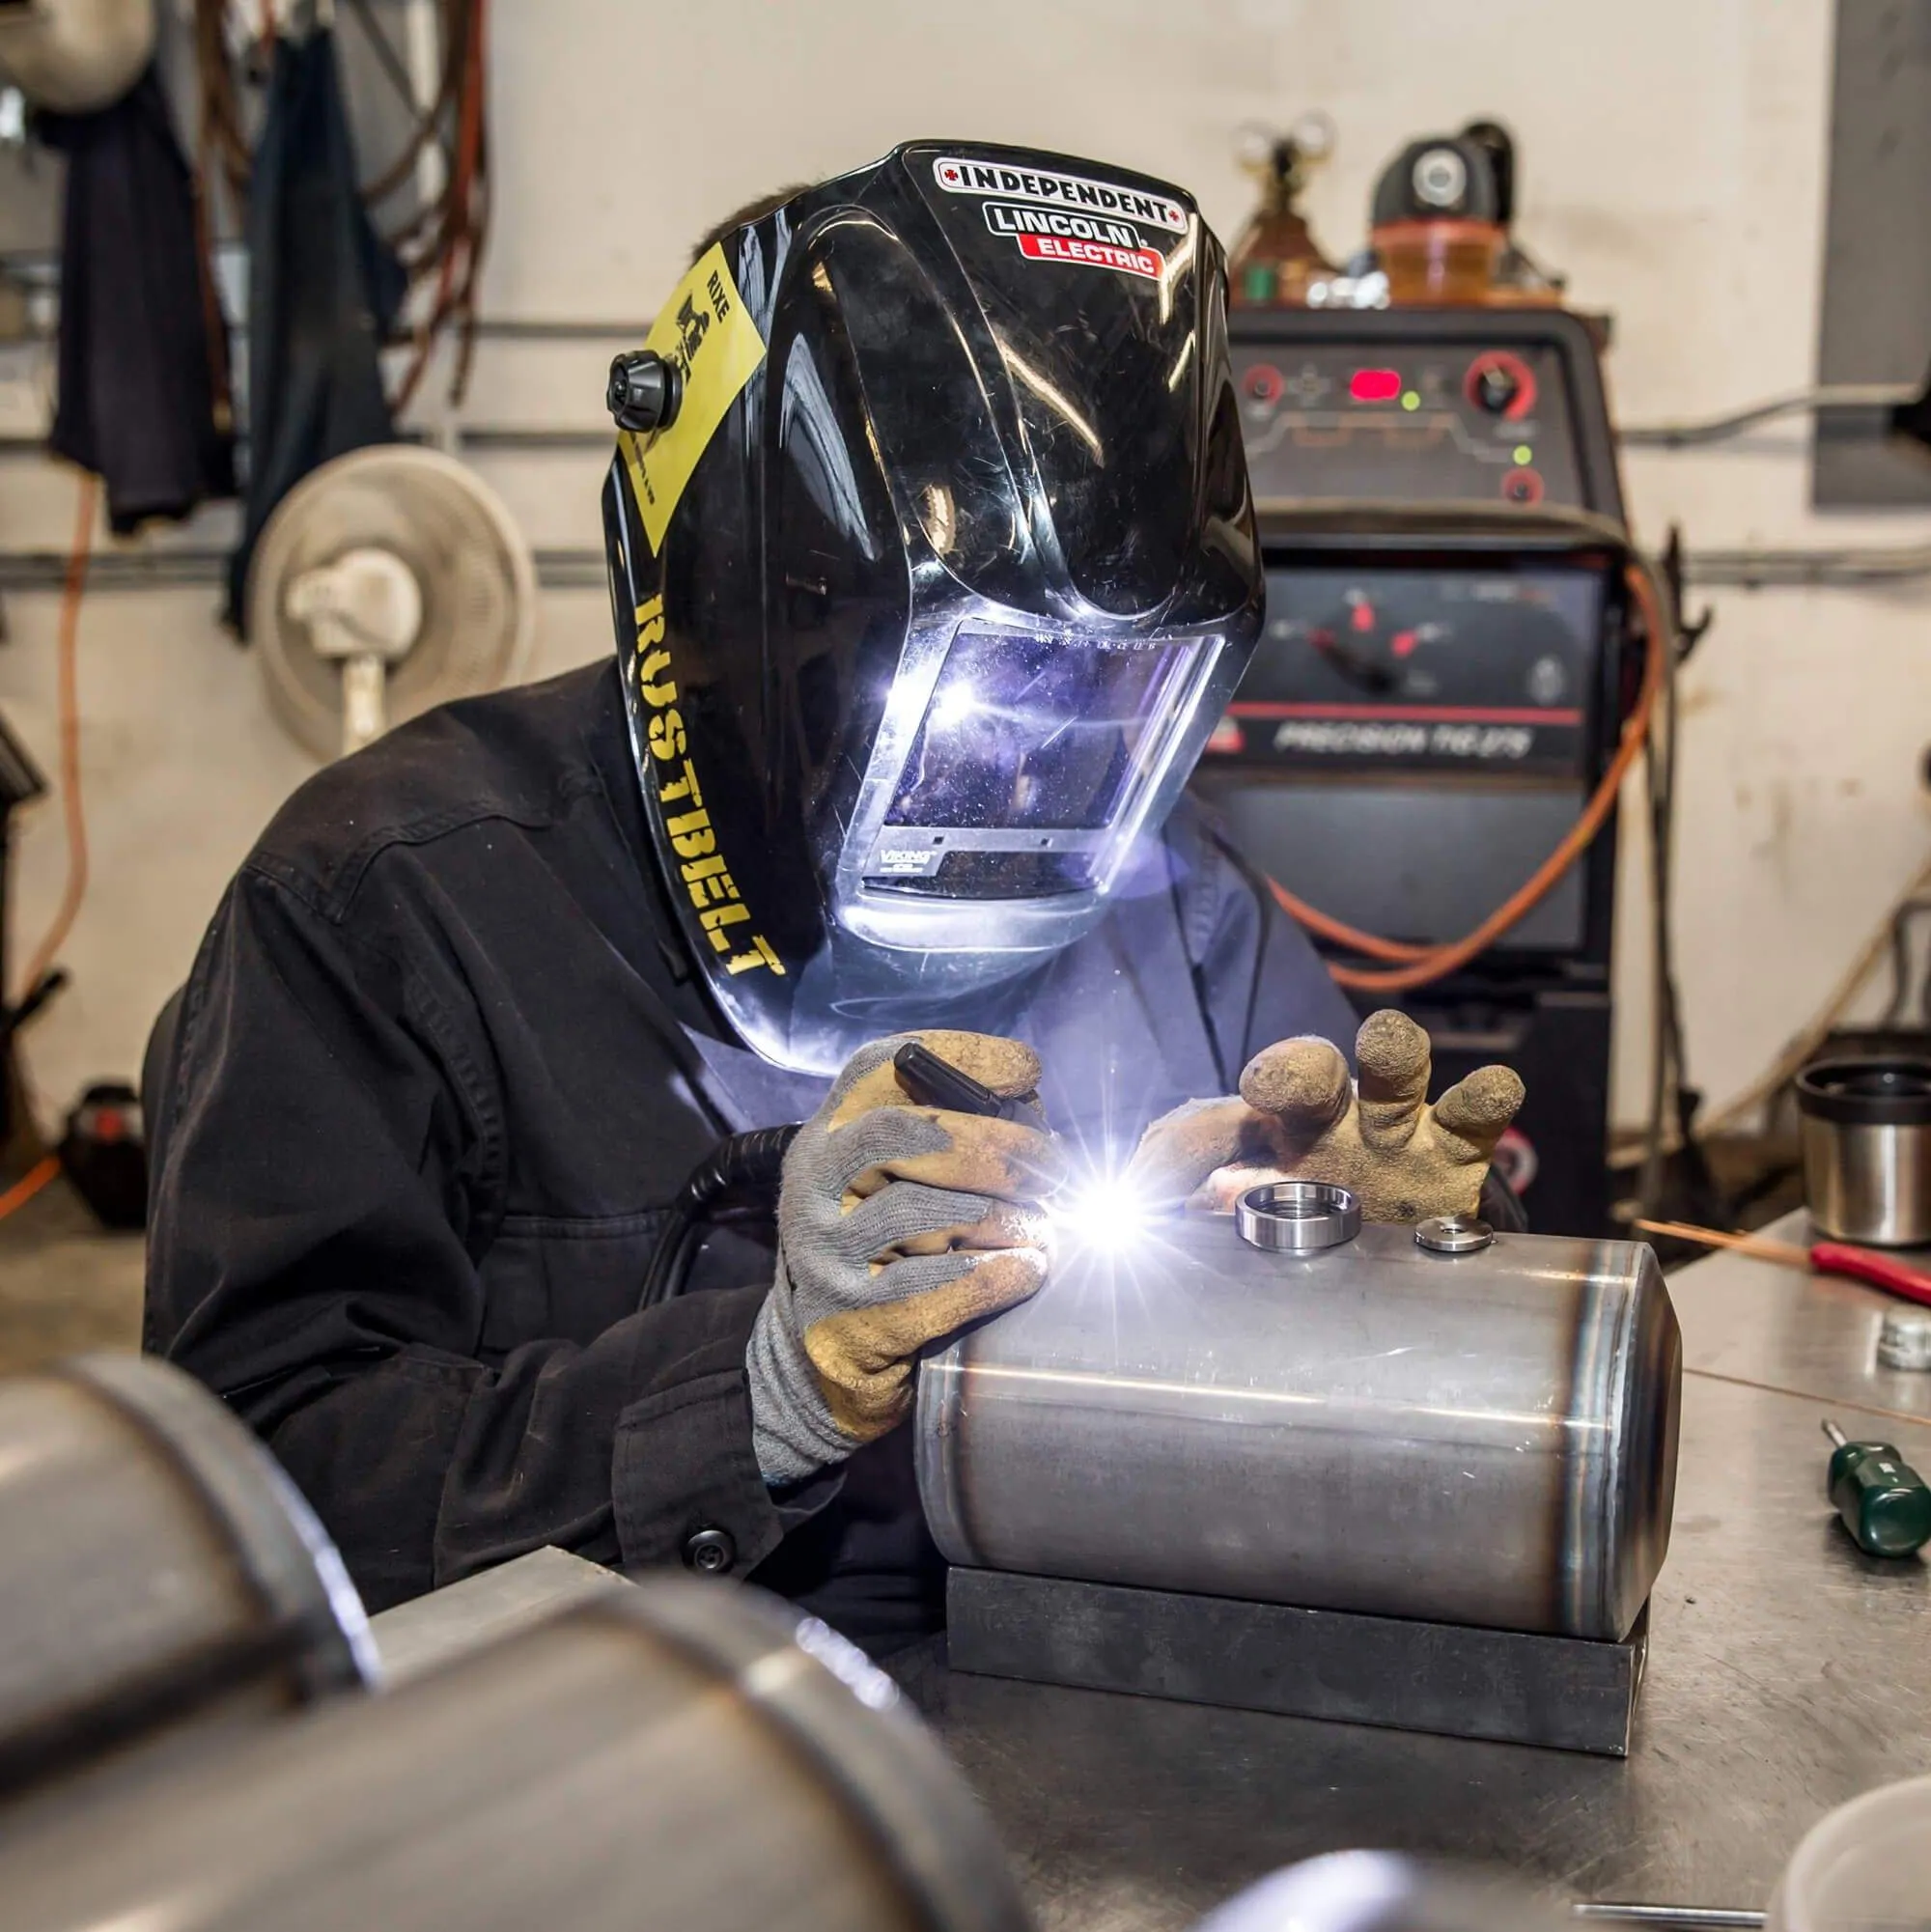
[{"left": 1821, "top": 1420, "right": 1931, "bottom": 1557}]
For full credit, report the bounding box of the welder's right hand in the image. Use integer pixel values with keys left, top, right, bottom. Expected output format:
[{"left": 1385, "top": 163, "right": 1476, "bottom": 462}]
[
  {"left": 1124, "top": 1010, "right": 1523, "bottom": 1224},
  {"left": 745, "top": 1031, "right": 1062, "bottom": 1486}
]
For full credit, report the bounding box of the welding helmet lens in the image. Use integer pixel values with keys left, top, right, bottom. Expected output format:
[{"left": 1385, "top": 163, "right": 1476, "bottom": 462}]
[{"left": 862, "top": 624, "right": 1220, "bottom": 902}]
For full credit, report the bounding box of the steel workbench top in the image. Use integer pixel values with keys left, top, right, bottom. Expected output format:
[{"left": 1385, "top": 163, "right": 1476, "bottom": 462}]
[{"left": 890, "top": 1215, "right": 1931, "bottom": 1928}]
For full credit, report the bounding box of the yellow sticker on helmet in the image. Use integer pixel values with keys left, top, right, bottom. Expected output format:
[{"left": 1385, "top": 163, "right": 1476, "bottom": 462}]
[{"left": 618, "top": 243, "right": 768, "bottom": 553}]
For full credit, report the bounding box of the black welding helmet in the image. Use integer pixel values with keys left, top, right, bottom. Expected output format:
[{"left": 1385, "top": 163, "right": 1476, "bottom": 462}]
[{"left": 602, "top": 140, "right": 1260, "bottom": 1073}]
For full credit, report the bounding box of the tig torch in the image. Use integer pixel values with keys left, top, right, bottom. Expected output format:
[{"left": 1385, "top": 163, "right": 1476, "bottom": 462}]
[{"left": 638, "top": 1044, "right": 1020, "bottom": 1305}]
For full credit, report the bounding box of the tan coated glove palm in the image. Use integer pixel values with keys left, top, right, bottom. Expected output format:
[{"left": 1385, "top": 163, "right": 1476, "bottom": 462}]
[
  {"left": 747, "top": 1030, "right": 1062, "bottom": 1485},
  {"left": 1125, "top": 1009, "right": 1524, "bottom": 1223}
]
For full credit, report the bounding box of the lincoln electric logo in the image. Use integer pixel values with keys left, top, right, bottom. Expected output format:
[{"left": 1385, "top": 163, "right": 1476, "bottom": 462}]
[
  {"left": 932, "top": 155, "right": 1189, "bottom": 234},
  {"left": 982, "top": 201, "right": 1161, "bottom": 280}
]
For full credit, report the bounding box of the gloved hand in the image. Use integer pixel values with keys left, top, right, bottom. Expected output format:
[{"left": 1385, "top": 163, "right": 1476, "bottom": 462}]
[
  {"left": 746, "top": 1030, "right": 1062, "bottom": 1485},
  {"left": 1125, "top": 1009, "right": 1524, "bottom": 1223}
]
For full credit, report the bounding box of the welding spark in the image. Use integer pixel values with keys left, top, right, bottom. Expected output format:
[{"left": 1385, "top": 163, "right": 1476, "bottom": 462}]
[{"left": 1049, "top": 1170, "right": 1152, "bottom": 1255}]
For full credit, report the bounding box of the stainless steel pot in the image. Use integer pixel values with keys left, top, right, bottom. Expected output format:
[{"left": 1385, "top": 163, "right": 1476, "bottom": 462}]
[{"left": 1797, "top": 1058, "right": 1931, "bottom": 1246}]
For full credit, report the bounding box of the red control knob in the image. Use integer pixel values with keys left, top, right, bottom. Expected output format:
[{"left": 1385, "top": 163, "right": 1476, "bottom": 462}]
[
  {"left": 1464, "top": 350, "right": 1536, "bottom": 421},
  {"left": 1244, "top": 362, "right": 1284, "bottom": 406}
]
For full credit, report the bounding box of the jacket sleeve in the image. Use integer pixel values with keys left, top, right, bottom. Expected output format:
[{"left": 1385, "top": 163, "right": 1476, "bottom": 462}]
[
  {"left": 1181, "top": 813, "right": 1361, "bottom": 1086},
  {"left": 145, "top": 867, "right": 798, "bottom": 1612}
]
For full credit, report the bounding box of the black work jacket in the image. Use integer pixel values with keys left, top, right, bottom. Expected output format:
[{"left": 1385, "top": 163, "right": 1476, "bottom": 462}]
[{"left": 145, "top": 663, "right": 1357, "bottom": 1645}]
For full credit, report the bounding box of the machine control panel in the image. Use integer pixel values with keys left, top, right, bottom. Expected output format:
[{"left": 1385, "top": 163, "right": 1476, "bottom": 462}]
[
  {"left": 1228, "top": 310, "right": 1622, "bottom": 520},
  {"left": 1236, "top": 341, "right": 1580, "bottom": 509},
  {"left": 1208, "top": 562, "right": 1607, "bottom": 777}
]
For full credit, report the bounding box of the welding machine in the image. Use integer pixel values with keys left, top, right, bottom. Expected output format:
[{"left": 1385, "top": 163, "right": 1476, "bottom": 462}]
[{"left": 1191, "top": 307, "right": 1635, "bottom": 1234}]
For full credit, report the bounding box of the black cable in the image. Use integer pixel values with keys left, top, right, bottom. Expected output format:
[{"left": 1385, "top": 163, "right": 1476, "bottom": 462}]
[
  {"left": 1879, "top": 902, "right": 1931, "bottom": 1029},
  {"left": 1652, "top": 533, "right": 1703, "bottom": 1190},
  {"left": 1661, "top": 525, "right": 1715, "bottom": 664},
  {"left": 1637, "top": 564, "right": 1720, "bottom": 1222},
  {"left": 638, "top": 1125, "right": 801, "bottom": 1308},
  {"left": 1637, "top": 592, "right": 1673, "bottom": 1215},
  {"left": 1618, "top": 383, "right": 1916, "bottom": 449},
  {"left": 1882, "top": 907, "right": 1914, "bottom": 1028},
  {"left": 1658, "top": 658, "right": 1721, "bottom": 1222},
  {"left": 1919, "top": 912, "right": 1931, "bottom": 1030}
]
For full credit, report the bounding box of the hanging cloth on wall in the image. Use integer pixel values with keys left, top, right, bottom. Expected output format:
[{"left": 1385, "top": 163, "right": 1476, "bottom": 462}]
[
  {"left": 41, "top": 65, "right": 238, "bottom": 535},
  {"left": 226, "top": 24, "right": 405, "bottom": 633}
]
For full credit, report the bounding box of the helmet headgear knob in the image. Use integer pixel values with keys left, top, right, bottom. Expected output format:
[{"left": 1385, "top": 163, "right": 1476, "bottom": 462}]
[{"left": 607, "top": 351, "right": 682, "bottom": 434}]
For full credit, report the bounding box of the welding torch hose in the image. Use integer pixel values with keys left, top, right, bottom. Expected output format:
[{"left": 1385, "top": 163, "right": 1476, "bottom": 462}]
[
  {"left": 637, "top": 1124, "right": 801, "bottom": 1307},
  {"left": 1265, "top": 559, "right": 1668, "bottom": 994}
]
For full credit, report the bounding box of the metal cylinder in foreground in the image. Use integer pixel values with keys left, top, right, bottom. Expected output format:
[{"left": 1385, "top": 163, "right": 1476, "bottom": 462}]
[
  {"left": 0, "top": 1581, "right": 1031, "bottom": 1932},
  {"left": 0, "top": 1354, "right": 377, "bottom": 1795},
  {"left": 917, "top": 1214, "right": 1681, "bottom": 1640}
]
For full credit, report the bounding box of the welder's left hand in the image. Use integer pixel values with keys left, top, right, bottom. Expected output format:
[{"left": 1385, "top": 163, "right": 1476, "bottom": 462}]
[{"left": 1125, "top": 1010, "right": 1524, "bottom": 1224}]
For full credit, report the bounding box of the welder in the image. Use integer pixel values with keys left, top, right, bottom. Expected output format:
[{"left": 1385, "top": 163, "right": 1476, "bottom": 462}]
[{"left": 145, "top": 143, "right": 1525, "bottom": 1654}]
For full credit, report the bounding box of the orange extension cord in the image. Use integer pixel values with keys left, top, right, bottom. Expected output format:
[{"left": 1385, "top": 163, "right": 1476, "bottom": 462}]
[
  {"left": 0, "top": 1155, "right": 61, "bottom": 1227},
  {"left": 1265, "top": 560, "right": 1667, "bottom": 994},
  {"left": 15, "top": 471, "right": 97, "bottom": 1007}
]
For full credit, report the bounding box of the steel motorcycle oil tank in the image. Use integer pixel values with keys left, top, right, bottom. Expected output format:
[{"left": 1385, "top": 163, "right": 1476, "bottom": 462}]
[{"left": 917, "top": 1201, "right": 1680, "bottom": 1640}]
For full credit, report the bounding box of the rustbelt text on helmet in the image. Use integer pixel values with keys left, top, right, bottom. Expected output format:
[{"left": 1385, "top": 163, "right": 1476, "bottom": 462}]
[{"left": 634, "top": 594, "right": 785, "bottom": 980}]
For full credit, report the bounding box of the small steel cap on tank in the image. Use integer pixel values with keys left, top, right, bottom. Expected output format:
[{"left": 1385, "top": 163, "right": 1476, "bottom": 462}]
[
  {"left": 1879, "top": 1308, "right": 1931, "bottom": 1372},
  {"left": 1237, "top": 1181, "right": 1361, "bottom": 1253},
  {"left": 1415, "top": 1214, "right": 1495, "bottom": 1255}
]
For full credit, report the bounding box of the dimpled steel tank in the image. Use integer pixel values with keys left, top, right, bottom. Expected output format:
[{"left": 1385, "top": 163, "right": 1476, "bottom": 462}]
[{"left": 915, "top": 1215, "right": 1680, "bottom": 1640}]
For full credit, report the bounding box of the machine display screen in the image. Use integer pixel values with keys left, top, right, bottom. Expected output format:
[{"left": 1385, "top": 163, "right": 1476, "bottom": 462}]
[
  {"left": 1208, "top": 564, "right": 1605, "bottom": 777},
  {"left": 1234, "top": 341, "right": 1587, "bottom": 511}
]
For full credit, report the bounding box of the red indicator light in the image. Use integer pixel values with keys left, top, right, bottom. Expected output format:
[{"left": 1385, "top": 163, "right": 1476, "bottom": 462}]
[{"left": 1349, "top": 368, "right": 1402, "bottom": 403}]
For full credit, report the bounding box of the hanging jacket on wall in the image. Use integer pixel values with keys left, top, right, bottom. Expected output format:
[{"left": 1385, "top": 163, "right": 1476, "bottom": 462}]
[
  {"left": 42, "top": 65, "right": 236, "bottom": 534},
  {"left": 227, "top": 25, "right": 405, "bottom": 631}
]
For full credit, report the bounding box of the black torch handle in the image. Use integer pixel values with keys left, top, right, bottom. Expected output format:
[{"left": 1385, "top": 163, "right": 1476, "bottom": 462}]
[{"left": 892, "top": 1041, "right": 1031, "bottom": 1123}]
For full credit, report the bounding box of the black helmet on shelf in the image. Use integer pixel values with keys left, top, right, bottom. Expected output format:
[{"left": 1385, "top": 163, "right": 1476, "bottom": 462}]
[
  {"left": 602, "top": 140, "right": 1260, "bottom": 1073},
  {"left": 1370, "top": 134, "right": 1502, "bottom": 227}
]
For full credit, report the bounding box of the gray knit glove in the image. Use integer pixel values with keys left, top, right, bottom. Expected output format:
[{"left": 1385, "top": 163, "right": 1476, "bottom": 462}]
[{"left": 746, "top": 1030, "right": 1061, "bottom": 1485}]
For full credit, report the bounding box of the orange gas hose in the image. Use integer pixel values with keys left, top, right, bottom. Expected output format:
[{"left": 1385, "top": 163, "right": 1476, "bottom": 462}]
[
  {"left": 0, "top": 1155, "right": 61, "bottom": 1226},
  {"left": 16, "top": 472, "right": 97, "bottom": 1005},
  {"left": 1265, "top": 560, "right": 1667, "bottom": 993}
]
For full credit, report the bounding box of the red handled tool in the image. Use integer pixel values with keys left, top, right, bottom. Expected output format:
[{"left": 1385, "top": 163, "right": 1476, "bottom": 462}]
[{"left": 1635, "top": 1218, "right": 1931, "bottom": 1310}]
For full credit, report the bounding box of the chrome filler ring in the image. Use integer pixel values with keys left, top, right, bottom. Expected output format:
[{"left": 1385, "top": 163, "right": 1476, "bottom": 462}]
[{"left": 1237, "top": 1181, "right": 1362, "bottom": 1253}]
